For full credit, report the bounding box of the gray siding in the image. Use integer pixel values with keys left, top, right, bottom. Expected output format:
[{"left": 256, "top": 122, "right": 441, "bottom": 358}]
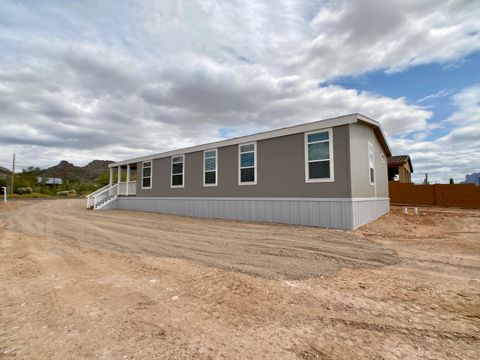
[
  {"left": 136, "top": 125, "right": 352, "bottom": 198},
  {"left": 348, "top": 123, "right": 389, "bottom": 198}
]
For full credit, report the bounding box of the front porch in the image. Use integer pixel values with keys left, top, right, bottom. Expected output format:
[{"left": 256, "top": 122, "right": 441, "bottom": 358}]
[
  {"left": 108, "top": 163, "right": 138, "bottom": 196},
  {"left": 86, "top": 163, "right": 138, "bottom": 209}
]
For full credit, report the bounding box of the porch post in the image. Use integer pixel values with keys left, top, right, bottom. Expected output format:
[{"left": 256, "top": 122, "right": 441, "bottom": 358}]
[
  {"left": 117, "top": 166, "right": 121, "bottom": 185},
  {"left": 126, "top": 164, "right": 130, "bottom": 196},
  {"left": 109, "top": 167, "right": 113, "bottom": 187}
]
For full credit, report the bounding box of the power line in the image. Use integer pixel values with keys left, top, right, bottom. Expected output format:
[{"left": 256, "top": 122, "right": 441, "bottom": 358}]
[
  {"left": 0, "top": 152, "right": 37, "bottom": 169},
  {"left": 14, "top": 154, "right": 32, "bottom": 163},
  {"left": 0, "top": 162, "right": 33, "bottom": 167}
]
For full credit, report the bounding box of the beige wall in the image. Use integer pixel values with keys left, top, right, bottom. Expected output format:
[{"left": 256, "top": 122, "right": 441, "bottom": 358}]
[
  {"left": 136, "top": 125, "right": 352, "bottom": 198},
  {"left": 398, "top": 164, "right": 412, "bottom": 183},
  {"left": 375, "top": 133, "right": 389, "bottom": 197},
  {"left": 348, "top": 123, "right": 389, "bottom": 198}
]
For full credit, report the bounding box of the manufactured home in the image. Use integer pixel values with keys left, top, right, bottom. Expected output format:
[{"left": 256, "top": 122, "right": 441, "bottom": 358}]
[{"left": 86, "top": 113, "right": 391, "bottom": 229}]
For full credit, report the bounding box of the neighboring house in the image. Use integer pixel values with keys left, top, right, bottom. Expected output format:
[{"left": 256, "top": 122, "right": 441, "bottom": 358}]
[
  {"left": 87, "top": 113, "right": 391, "bottom": 229},
  {"left": 387, "top": 155, "right": 413, "bottom": 183},
  {"left": 37, "top": 176, "right": 63, "bottom": 185}
]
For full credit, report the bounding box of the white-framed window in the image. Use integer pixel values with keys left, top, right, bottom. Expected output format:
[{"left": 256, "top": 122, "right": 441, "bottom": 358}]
[
  {"left": 305, "top": 128, "right": 334, "bottom": 182},
  {"left": 171, "top": 155, "right": 184, "bottom": 188},
  {"left": 368, "top": 141, "right": 375, "bottom": 185},
  {"left": 239, "top": 142, "right": 256, "bottom": 185},
  {"left": 141, "top": 160, "right": 152, "bottom": 189},
  {"left": 203, "top": 149, "right": 217, "bottom": 186}
]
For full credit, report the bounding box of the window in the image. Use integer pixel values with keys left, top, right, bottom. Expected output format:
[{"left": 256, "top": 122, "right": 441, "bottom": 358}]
[
  {"left": 171, "top": 155, "right": 184, "bottom": 188},
  {"left": 141, "top": 160, "right": 152, "bottom": 189},
  {"left": 368, "top": 141, "right": 375, "bottom": 185},
  {"left": 239, "top": 142, "right": 256, "bottom": 185},
  {"left": 305, "top": 129, "right": 334, "bottom": 182},
  {"left": 203, "top": 149, "right": 217, "bottom": 186}
]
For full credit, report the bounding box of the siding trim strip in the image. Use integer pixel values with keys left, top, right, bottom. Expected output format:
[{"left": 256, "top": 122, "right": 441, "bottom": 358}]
[{"left": 118, "top": 196, "right": 389, "bottom": 202}]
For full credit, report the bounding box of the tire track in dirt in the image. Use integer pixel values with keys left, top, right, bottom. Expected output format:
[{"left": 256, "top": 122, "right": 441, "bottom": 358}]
[
  {"left": 1, "top": 199, "right": 399, "bottom": 280},
  {"left": 0, "top": 211, "right": 197, "bottom": 358},
  {"left": 1, "top": 200, "right": 479, "bottom": 359}
]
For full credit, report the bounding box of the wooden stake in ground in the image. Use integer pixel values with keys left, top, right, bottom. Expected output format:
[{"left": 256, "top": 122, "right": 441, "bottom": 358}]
[{"left": 11, "top": 153, "right": 15, "bottom": 193}]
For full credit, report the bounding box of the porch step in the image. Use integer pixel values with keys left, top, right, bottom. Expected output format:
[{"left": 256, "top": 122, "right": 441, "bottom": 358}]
[
  {"left": 96, "top": 196, "right": 115, "bottom": 209},
  {"left": 86, "top": 182, "right": 130, "bottom": 209}
]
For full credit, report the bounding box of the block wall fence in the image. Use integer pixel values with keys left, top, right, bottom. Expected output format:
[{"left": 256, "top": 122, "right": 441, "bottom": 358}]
[{"left": 389, "top": 182, "right": 480, "bottom": 208}]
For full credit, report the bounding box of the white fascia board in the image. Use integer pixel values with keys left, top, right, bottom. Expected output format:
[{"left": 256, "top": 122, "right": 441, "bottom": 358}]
[{"left": 109, "top": 113, "right": 361, "bottom": 168}]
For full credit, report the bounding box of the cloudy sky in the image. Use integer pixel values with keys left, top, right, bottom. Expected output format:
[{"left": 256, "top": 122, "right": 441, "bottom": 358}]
[{"left": 0, "top": 0, "right": 479, "bottom": 183}]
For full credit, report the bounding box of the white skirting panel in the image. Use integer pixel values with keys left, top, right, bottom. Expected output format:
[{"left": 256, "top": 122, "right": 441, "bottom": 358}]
[
  {"left": 107, "top": 197, "right": 389, "bottom": 230},
  {"left": 351, "top": 198, "right": 390, "bottom": 229}
]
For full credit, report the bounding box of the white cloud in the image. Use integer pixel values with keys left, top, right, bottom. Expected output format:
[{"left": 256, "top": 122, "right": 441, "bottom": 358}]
[
  {"left": 0, "top": 0, "right": 478, "bottom": 183},
  {"left": 445, "top": 85, "right": 480, "bottom": 126},
  {"left": 390, "top": 85, "right": 480, "bottom": 183},
  {"left": 294, "top": 0, "right": 480, "bottom": 79},
  {"left": 416, "top": 89, "right": 453, "bottom": 104}
]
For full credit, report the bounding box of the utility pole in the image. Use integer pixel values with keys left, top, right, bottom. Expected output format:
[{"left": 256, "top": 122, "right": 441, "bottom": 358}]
[{"left": 11, "top": 153, "right": 15, "bottom": 194}]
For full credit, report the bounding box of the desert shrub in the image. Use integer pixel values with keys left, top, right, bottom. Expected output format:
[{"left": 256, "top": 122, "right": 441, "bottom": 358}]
[
  {"left": 9, "top": 193, "right": 48, "bottom": 198},
  {"left": 56, "top": 190, "right": 77, "bottom": 197},
  {"left": 16, "top": 186, "right": 33, "bottom": 194}
]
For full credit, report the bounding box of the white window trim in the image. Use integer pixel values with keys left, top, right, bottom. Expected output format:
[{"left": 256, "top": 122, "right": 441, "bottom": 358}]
[
  {"left": 203, "top": 148, "right": 218, "bottom": 187},
  {"left": 141, "top": 160, "right": 152, "bottom": 190},
  {"left": 171, "top": 154, "right": 185, "bottom": 188},
  {"left": 304, "top": 128, "right": 334, "bottom": 183},
  {"left": 238, "top": 142, "right": 257, "bottom": 185},
  {"left": 368, "top": 141, "right": 375, "bottom": 186}
]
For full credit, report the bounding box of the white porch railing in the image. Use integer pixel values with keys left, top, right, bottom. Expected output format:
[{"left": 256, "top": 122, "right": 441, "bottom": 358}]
[
  {"left": 86, "top": 181, "right": 136, "bottom": 209},
  {"left": 118, "top": 181, "right": 136, "bottom": 196},
  {"left": 85, "top": 184, "right": 110, "bottom": 208},
  {"left": 86, "top": 183, "right": 119, "bottom": 209}
]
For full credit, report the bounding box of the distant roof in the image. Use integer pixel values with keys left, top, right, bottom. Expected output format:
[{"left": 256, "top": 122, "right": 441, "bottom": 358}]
[
  {"left": 37, "top": 176, "right": 63, "bottom": 185},
  {"left": 387, "top": 155, "right": 413, "bottom": 172},
  {"left": 110, "top": 113, "right": 392, "bottom": 167}
]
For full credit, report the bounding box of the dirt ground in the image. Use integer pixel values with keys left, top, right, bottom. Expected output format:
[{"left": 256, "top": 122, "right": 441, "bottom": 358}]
[{"left": 0, "top": 200, "right": 479, "bottom": 359}]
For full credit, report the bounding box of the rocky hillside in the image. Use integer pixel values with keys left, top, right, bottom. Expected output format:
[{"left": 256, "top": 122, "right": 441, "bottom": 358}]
[{"left": 40, "top": 160, "right": 114, "bottom": 183}]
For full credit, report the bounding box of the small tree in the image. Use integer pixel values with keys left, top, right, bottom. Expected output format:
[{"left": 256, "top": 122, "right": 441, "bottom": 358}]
[{"left": 98, "top": 172, "right": 110, "bottom": 187}]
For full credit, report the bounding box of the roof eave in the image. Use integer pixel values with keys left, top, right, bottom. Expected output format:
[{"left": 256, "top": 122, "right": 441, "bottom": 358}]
[
  {"left": 355, "top": 113, "right": 392, "bottom": 157},
  {"left": 109, "top": 113, "right": 360, "bottom": 167},
  {"left": 109, "top": 113, "right": 392, "bottom": 167}
]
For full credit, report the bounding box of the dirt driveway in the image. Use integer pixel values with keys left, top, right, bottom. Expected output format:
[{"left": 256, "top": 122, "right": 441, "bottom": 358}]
[{"left": 0, "top": 199, "right": 479, "bottom": 359}]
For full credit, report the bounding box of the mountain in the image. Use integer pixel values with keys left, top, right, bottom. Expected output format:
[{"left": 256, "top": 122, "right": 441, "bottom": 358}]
[
  {"left": 463, "top": 172, "right": 480, "bottom": 185},
  {"left": 39, "top": 160, "right": 114, "bottom": 183}
]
